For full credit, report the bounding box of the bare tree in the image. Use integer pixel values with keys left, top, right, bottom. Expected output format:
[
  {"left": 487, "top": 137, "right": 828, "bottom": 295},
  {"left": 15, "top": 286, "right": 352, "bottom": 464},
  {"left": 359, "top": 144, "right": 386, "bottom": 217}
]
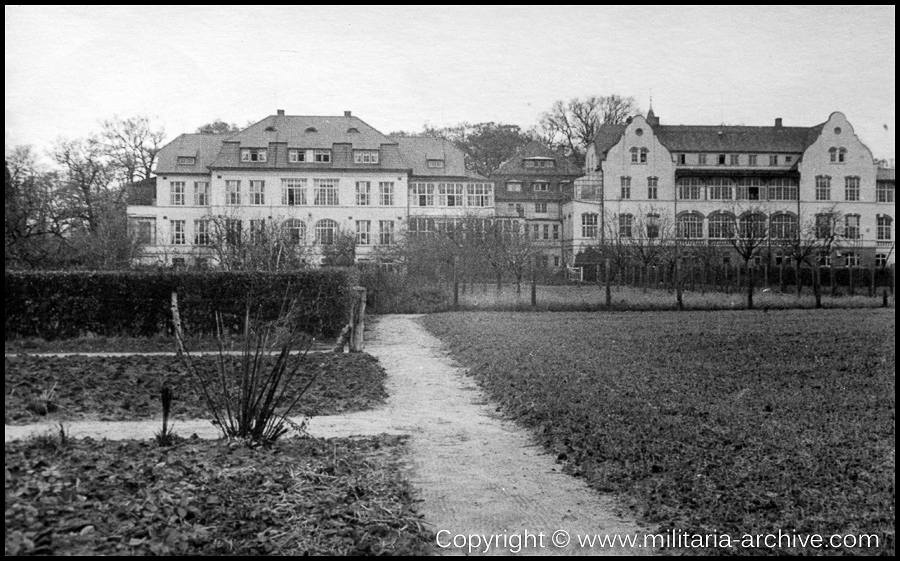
[
  {"left": 100, "top": 115, "right": 165, "bottom": 185},
  {"left": 725, "top": 206, "right": 771, "bottom": 308},
  {"left": 202, "top": 215, "right": 315, "bottom": 271},
  {"left": 539, "top": 95, "right": 639, "bottom": 166}
]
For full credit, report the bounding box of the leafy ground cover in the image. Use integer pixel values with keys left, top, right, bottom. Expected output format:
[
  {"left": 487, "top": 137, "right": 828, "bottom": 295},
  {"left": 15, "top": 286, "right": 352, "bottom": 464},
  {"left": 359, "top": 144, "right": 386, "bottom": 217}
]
[
  {"left": 5, "top": 433, "right": 433, "bottom": 555},
  {"left": 422, "top": 309, "right": 895, "bottom": 555},
  {"left": 5, "top": 334, "right": 335, "bottom": 354},
  {"left": 6, "top": 353, "right": 386, "bottom": 425}
]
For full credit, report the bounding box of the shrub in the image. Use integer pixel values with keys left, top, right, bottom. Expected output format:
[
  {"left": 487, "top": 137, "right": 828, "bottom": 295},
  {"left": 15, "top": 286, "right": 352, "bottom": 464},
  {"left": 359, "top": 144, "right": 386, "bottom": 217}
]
[{"left": 5, "top": 269, "right": 354, "bottom": 340}]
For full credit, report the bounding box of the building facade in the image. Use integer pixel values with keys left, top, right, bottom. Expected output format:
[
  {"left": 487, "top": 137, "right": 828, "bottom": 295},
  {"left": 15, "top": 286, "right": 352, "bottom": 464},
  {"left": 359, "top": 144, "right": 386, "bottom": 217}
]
[
  {"left": 128, "top": 111, "right": 493, "bottom": 267},
  {"left": 580, "top": 110, "right": 895, "bottom": 267}
]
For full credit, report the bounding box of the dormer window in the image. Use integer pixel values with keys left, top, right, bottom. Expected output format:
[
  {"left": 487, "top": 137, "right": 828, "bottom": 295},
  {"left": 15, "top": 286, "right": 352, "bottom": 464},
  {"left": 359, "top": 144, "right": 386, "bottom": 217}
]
[
  {"left": 314, "top": 149, "right": 331, "bottom": 163},
  {"left": 354, "top": 150, "right": 379, "bottom": 164},
  {"left": 288, "top": 149, "right": 306, "bottom": 163},
  {"left": 305, "top": 127, "right": 318, "bottom": 133},
  {"left": 524, "top": 158, "right": 555, "bottom": 168},
  {"left": 177, "top": 156, "right": 196, "bottom": 165},
  {"left": 241, "top": 148, "right": 267, "bottom": 162},
  {"left": 347, "top": 127, "right": 360, "bottom": 134},
  {"left": 426, "top": 159, "right": 444, "bottom": 169}
]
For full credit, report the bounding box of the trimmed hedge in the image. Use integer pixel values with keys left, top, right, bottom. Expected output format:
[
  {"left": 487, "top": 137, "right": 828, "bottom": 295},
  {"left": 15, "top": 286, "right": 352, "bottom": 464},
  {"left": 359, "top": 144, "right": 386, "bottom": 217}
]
[{"left": 6, "top": 270, "right": 355, "bottom": 340}]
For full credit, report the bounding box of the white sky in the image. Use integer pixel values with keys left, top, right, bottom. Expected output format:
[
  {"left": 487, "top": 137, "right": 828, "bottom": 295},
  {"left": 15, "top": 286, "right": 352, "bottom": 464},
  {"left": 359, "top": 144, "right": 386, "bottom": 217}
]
[{"left": 5, "top": 5, "right": 896, "bottom": 165}]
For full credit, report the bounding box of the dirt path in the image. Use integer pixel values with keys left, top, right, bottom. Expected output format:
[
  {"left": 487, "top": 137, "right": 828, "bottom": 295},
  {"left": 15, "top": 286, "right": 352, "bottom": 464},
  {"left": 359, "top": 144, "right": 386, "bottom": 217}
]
[{"left": 5, "top": 315, "right": 651, "bottom": 555}]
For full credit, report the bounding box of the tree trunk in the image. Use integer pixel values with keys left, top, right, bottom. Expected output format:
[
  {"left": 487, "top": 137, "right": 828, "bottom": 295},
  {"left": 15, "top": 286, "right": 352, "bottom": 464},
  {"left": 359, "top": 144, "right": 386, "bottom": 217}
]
[
  {"left": 349, "top": 287, "right": 366, "bottom": 352},
  {"left": 746, "top": 262, "right": 754, "bottom": 309},
  {"left": 848, "top": 263, "right": 855, "bottom": 296},
  {"left": 676, "top": 257, "right": 684, "bottom": 311},
  {"left": 870, "top": 264, "right": 876, "bottom": 298},
  {"left": 795, "top": 261, "right": 802, "bottom": 298},
  {"left": 779, "top": 258, "right": 786, "bottom": 293},
  {"left": 814, "top": 260, "right": 822, "bottom": 309},
  {"left": 604, "top": 258, "right": 612, "bottom": 307}
]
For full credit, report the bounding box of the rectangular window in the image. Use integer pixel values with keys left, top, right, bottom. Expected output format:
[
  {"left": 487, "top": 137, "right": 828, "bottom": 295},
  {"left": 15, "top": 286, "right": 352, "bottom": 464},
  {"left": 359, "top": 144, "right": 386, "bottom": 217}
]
[
  {"left": 678, "top": 153, "right": 686, "bottom": 165},
  {"left": 581, "top": 213, "right": 598, "bottom": 238},
  {"left": 876, "top": 182, "right": 894, "bottom": 203},
  {"left": 708, "top": 178, "right": 733, "bottom": 200},
  {"left": 356, "top": 220, "right": 371, "bottom": 245},
  {"left": 535, "top": 202, "right": 548, "bottom": 214},
  {"left": 698, "top": 154, "right": 707, "bottom": 165},
  {"left": 249, "top": 219, "right": 266, "bottom": 243},
  {"left": 288, "top": 149, "right": 306, "bottom": 163},
  {"left": 412, "top": 183, "right": 434, "bottom": 206},
  {"left": 379, "top": 220, "right": 395, "bottom": 245},
  {"left": 844, "top": 252, "right": 860, "bottom": 267},
  {"left": 426, "top": 159, "right": 444, "bottom": 169},
  {"left": 193, "top": 219, "right": 209, "bottom": 245},
  {"left": 730, "top": 154, "right": 740, "bottom": 165},
  {"left": 552, "top": 224, "right": 559, "bottom": 240},
  {"left": 225, "top": 219, "right": 242, "bottom": 246},
  {"left": 241, "top": 148, "right": 267, "bottom": 162},
  {"left": 845, "top": 214, "right": 860, "bottom": 240},
  {"left": 844, "top": 176, "right": 860, "bottom": 201},
  {"left": 170, "top": 181, "right": 185, "bottom": 205},
  {"left": 439, "top": 183, "right": 464, "bottom": 207},
  {"left": 314, "top": 149, "right": 331, "bottom": 163},
  {"left": 815, "top": 176, "right": 831, "bottom": 201},
  {"left": 314, "top": 178, "right": 339, "bottom": 205},
  {"left": 647, "top": 214, "right": 660, "bottom": 239},
  {"left": 619, "top": 214, "right": 633, "bottom": 237},
  {"left": 170, "top": 220, "right": 186, "bottom": 245},
  {"left": 620, "top": 176, "right": 631, "bottom": 199},
  {"left": 193, "top": 181, "right": 209, "bottom": 206},
  {"left": 542, "top": 224, "right": 550, "bottom": 240},
  {"left": 876, "top": 253, "right": 887, "bottom": 267},
  {"left": 353, "top": 150, "right": 379, "bottom": 164},
  {"left": 225, "top": 180, "right": 241, "bottom": 205},
  {"left": 769, "top": 155, "right": 778, "bottom": 166},
  {"left": 767, "top": 178, "right": 797, "bottom": 201},
  {"left": 877, "top": 216, "right": 893, "bottom": 240},
  {"left": 282, "top": 178, "right": 307, "bottom": 205},
  {"left": 718, "top": 154, "right": 726, "bottom": 165},
  {"left": 677, "top": 178, "right": 702, "bottom": 200},
  {"left": 356, "top": 181, "right": 371, "bottom": 205},
  {"left": 748, "top": 154, "right": 758, "bottom": 166},
  {"left": 647, "top": 176, "right": 658, "bottom": 199},
  {"left": 379, "top": 182, "right": 395, "bottom": 205},
  {"left": 506, "top": 181, "right": 522, "bottom": 193},
  {"left": 249, "top": 180, "right": 265, "bottom": 205},
  {"left": 133, "top": 218, "right": 156, "bottom": 245},
  {"left": 177, "top": 156, "right": 195, "bottom": 165},
  {"left": 533, "top": 181, "right": 549, "bottom": 192},
  {"left": 785, "top": 156, "right": 793, "bottom": 164},
  {"left": 815, "top": 214, "right": 834, "bottom": 238},
  {"left": 467, "top": 183, "right": 492, "bottom": 207}
]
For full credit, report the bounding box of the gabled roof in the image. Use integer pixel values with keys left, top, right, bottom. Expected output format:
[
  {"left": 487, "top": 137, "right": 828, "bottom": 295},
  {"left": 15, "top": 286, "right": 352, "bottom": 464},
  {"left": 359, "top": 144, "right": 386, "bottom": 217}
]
[
  {"left": 654, "top": 124, "right": 824, "bottom": 153},
  {"left": 393, "top": 136, "right": 485, "bottom": 179},
  {"left": 592, "top": 120, "right": 827, "bottom": 161},
  {"left": 877, "top": 167, "right": 895, "bottom": 182},
  {"left": 156, "top": 134, "right": 224, "bottom": 174},
  {"left": 225, "top": 114, "right": 393, "bottom": 150},
  {"left": 494, "top": 141, "right": 581, "bottom": 176}
]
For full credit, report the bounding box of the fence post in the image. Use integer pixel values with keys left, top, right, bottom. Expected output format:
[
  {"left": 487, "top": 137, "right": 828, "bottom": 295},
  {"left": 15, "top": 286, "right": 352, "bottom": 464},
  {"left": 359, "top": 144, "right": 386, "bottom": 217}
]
[
  {"left": 884, "top": 289, "right": 889, "bottom": 308},
  {"left": 870, "top": 264, "right": 876, "bottom": 298},
  {"left": 676, "top": 257, "right": 684, "bottom": 310},
  {"left": 848, "top": 263, "right": 855, "bottom": 296},
  {"left": 349, "top": 286, "right": 367, "bottom": 352}
]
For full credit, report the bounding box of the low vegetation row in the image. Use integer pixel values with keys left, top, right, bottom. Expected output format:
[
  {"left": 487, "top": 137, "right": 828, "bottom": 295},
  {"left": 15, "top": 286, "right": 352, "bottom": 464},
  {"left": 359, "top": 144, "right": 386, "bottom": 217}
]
[
  {"left": 422, "top": 310, "right": 895, "bottom": 555},
  {"left": 5, "top": 269, "right": 355, "bottom": 340}
]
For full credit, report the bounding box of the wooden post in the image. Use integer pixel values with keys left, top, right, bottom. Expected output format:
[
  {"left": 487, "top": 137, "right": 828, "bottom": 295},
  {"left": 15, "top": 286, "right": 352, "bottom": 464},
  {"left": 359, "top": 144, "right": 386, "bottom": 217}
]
[
  {"left": 870, "top": 264, "right": 876, "bottom": 298},
  {"left": 604, "top": 257, "right": 612, "bottom": 307},
  {"left": 883, "top": 289, "right": 889, "bottom": 308},
  {"left": 676, "top": 257, "right": 684, "bottom": 311},
  {"left": 349, "top": 286, "right": 367, "bottom": 352}
]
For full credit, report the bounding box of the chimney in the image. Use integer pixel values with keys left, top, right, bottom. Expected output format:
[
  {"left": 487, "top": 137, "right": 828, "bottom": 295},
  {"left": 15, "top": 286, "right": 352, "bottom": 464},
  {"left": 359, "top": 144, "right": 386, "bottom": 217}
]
[
  {"left": 344, "top": 111, "right": 352, "bottom": 117},
  {"left": 277, "top": 109, "right": 285, "bottom": 116},
  {"left": 775, "top": 118, "right": 782, "bottom": 128}
]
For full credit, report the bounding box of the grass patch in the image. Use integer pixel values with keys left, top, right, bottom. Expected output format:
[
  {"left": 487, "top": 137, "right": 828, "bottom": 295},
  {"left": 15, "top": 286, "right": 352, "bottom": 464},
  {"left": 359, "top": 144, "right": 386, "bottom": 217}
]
[
  {"left": 5, "top": 435, "right": 433, "bottom": 555},
  {"left": 5, "top": 353, "right": 387, "bottom": 425},
  {"left": 422, "top": 309, "right": 895, "bottom": 555}
]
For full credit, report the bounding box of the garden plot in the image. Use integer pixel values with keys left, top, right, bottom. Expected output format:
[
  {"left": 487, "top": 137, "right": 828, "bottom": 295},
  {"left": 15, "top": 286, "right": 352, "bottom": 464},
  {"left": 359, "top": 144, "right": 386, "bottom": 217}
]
[{"left": 422, "top": 309, "right": 895, "bottom": 555}]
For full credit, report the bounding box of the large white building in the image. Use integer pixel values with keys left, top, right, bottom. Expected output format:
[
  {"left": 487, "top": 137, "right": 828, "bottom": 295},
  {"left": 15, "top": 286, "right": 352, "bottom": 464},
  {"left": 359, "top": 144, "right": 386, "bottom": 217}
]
[
  {"left": 127, "top": 111, "right": 493, "bottom": 266},
  {"left": 574, "top": 110, "right": 894, "bottom": 267}
]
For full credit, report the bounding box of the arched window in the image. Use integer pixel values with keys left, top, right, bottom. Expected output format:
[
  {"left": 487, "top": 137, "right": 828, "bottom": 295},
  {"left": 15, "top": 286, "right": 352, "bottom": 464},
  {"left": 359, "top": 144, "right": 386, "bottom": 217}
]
[
  {"left": 708, "top": 212, "right": 735, "bottom": 239},
  {"left": 284, "top": 219, "right": 306, "bottom": 244},
  {"left": 640, "top": 148, "right": 649, "bottom": 163},
  {"left": 769, "top": 213, "right": 798, "bottom": 240},
  {"left": 677, "top": 212, "right": 704, "bottom": 239},
  {"left": 839, "top": 147, "right": 847, "bottom": 163},
  {"left": 315, "top": 219, "right": 338, "bottom": 245},
  {"left": 739, "top": 212, "right": 767, "bottom": 240},
  {"left": 829, "top": 147, "right": 837, "bottom": 162}
]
